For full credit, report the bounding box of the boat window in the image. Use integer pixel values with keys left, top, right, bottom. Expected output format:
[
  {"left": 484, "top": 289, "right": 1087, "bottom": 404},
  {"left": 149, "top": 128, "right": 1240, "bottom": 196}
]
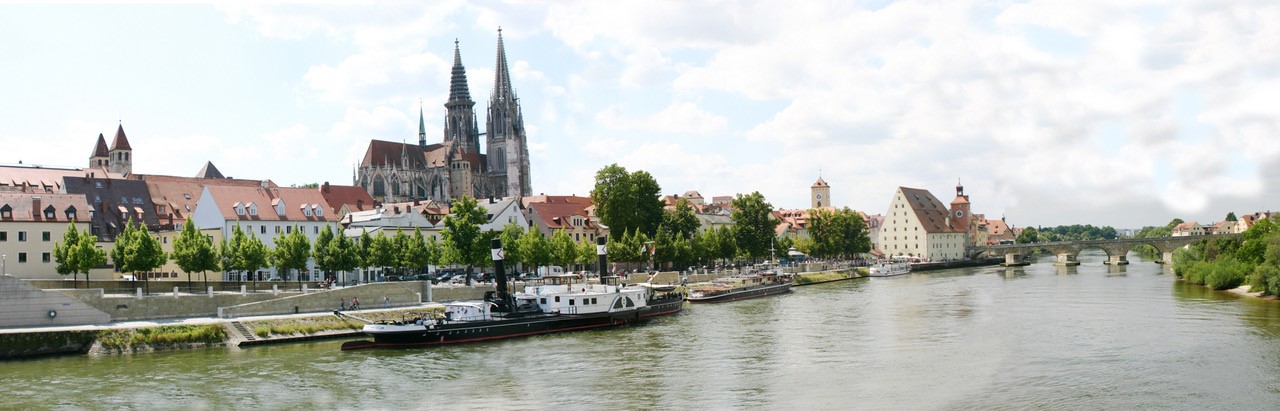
[
  {"left": 569, "top": 299, "right": 575, "bottom": 306},
  {"left": 592, "top": 298, "right": 598, "bottom": 304},
  {"left": 625, "top": 297, "right": 635, "bottom": 307},
  {"left": 540, "top": 298, "right": 547, "bottom": 304},
  {"left": 613, "top": 298, "right": 624, "bottom": 309},
  {"left": 554, "top": 296, "right": 560, "bottom": 303}
]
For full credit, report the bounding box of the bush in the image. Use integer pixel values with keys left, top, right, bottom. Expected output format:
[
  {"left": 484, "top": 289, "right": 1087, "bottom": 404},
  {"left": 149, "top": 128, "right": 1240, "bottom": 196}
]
[
  {"left": 1205, "top": 257, "right": 1250, "bottom": 290},
  {"left": 1182, "top": 260, "right": 1213, "bottom": 285},
  {"left": 1251, "top": 263, "right": 1280, "bottom": 296}
]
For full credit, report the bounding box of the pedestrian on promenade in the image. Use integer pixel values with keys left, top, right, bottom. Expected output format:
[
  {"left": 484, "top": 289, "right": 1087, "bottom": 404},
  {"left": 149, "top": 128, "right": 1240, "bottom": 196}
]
[
  {"left": 383, "top": 295, "right": 390, "bottom": 308},
  {"left": 340, "top": 298, "right": 347, "bottom": 311},
  {"left": 351, "top": 296, "right": 360, "bottom": 310}
]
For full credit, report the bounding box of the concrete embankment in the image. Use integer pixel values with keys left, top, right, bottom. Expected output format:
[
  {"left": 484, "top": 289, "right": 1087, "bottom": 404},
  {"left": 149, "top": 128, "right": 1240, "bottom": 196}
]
[
  {"left": 911, "top": 258, "right": 1003, "bottom": 272},
  {"left": 0, "top": 305, "right": 444, "bottom": 359},
  {"left": 792, "top": 268, "right": 868, "bottom": 286}
]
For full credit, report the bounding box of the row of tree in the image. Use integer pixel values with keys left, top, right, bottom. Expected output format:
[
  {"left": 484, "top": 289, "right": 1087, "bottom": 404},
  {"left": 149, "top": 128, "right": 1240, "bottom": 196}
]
[
  {"left": 589, "top": 163, "right": 871, "bottom": 268},
  {"left": 1174, "top": 216, "right": 1280, "bottom": 293}
]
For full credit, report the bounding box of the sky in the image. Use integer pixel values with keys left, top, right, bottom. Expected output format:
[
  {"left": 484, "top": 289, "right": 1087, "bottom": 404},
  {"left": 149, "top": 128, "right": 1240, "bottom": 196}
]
[{"left": 1, "top": 1, "right": 1278, "bottom": 230}]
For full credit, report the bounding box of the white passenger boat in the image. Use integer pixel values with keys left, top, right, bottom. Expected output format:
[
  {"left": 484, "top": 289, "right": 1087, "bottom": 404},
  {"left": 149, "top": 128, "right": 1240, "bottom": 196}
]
[{"left": 868, "top": 261, "right": 911, "bottom": 277}]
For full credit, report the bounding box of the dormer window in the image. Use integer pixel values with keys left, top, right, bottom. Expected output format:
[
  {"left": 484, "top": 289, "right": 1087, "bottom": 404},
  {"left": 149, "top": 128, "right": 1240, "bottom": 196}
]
[
  {"left": 302, "top": 204, "right": 312, "bottom": 217},
  {"left": 44, "top": 205, "right": 56, "bottom": 220},
  {"left": 248, "top": 203, "right": 258, "bottom": 216},
  {"left": 1, "top": 204, "right": 12, "bottom": 219},
  {"left": 234, "top": 202, "right": 245, "bottom": 216},
  {"left": 65, "top": 206, "right": 77, "bottom": 220},
  {"left": 314, "top": 205, "right": 323, "bottom": 217},
  {"left": 275, "top": 200, "right": 286, "bottom": 217}
]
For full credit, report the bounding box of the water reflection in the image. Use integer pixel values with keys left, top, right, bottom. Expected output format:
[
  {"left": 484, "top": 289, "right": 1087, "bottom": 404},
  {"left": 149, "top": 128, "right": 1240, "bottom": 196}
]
[{"left": 5, "top": 250, "right": 1280, "bottom": 409}]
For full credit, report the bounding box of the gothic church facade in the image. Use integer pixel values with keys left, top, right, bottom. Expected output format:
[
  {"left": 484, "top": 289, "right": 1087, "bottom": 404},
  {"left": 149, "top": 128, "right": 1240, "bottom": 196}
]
[{"left": 356, "top": 31, "right": 532, "bottom": 204}]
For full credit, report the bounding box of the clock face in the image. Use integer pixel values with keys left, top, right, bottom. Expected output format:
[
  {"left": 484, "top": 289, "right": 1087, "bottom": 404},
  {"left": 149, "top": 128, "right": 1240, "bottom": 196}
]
[
  {"left": 816, "top": 193, "right": 824, "bottom": 200},
  {"left": 955, "top": 210, "right": 964, "bottom": 218}
]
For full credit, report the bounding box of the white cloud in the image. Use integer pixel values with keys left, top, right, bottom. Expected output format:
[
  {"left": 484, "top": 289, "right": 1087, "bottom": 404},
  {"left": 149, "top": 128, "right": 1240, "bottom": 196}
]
[{"left": 596, "top": 101, "right": 728, "bottom": 136}]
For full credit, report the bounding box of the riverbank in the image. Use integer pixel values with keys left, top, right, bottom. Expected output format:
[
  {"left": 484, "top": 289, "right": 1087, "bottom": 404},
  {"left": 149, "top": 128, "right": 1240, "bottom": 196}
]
[
  {"left": 0, "top": 304, "right": 443, "bottom": 360},
  {"left": 1225, "top": 285, "right": 1279, "bottom": 301},
  {"left": 793, "top": 268, "right": 868, "bottom": 286},
  {"left": 912, "top": 257, "right": 1003, "bottom": 272}
]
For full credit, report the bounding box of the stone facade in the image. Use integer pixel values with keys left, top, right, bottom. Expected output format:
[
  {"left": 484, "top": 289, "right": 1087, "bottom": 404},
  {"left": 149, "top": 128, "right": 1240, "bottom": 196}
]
[{"left": 356, "top": 32, "right": 531, "bottom": 205}]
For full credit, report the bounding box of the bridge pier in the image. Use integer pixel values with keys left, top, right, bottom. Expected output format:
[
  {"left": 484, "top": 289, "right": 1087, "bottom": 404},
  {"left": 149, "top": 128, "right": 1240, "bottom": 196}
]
[
  {"left": 1001, "top": 253, "right": 1030, "bottom": 267},
  {"left": 1104, "top": 254, "right": 1129, "bottom": 265},
  {"left": 1053, "top": 253, "right": 1080, "bottom": 266},
  {"left": 1159, "top": 251, "right": 1174, "bottom": 265}
]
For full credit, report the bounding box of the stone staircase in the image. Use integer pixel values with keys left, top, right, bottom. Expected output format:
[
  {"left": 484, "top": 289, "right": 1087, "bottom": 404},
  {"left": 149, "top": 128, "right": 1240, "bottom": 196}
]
[{"left": 229, "top": 321, "right": 256, "bottom": 341}]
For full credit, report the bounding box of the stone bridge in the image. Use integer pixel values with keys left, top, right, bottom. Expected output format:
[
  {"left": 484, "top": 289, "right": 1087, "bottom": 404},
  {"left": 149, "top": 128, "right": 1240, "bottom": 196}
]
[{"left": 970, "top": 234, "right": 1238, "bottom": 266}]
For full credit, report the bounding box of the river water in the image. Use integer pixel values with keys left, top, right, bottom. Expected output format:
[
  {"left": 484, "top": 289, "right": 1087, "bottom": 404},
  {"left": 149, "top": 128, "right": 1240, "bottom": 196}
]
[{"left": 5, "top": 250, "right": 1280, "bottom": 410}]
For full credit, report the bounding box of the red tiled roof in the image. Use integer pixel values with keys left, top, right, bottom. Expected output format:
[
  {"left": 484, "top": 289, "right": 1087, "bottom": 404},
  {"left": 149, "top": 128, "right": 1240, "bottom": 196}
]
[
  {"left": 523, "top": 195, "right": 593, "bottom": 206},
  {"left": 899, "top": 187, "right": 962, "bottom": 234},
  {"left": 140, "top": 174, "right": 273, "bottom": 227},
  {"left": 0, "top": 192, "right": 90, "bottom": 223},
  {"left": 91, "top": 133, "right": 110, "bottom": 157},
  {"left": 204, "top": 185, "right": 336, "bottom": 222},
  {"left": 528, "top": 201, "right": 596, "bottom": 230},
  {"left": 811, "top": 177, "right": 828, "bottom": 188},
  {"left": 0, "top": 165, "right": 104, "bottom": 193},
  {"left": 318, "top": 183, "right": 376, "bottom": 213},
  {"left": 111, "top": 124, "right": 132, "bottom": 151},
  {"left": 361, "top": 139, "right": 443, "bottom": 168}
]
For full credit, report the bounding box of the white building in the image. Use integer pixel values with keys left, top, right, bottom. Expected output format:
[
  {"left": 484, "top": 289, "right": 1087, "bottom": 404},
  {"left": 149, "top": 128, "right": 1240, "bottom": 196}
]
[
  {"left": 191, "top": 184, "right": 338, "bottom": 281},
  {"left": 877, "top": 187, "right": 968, "bottom": 261},
  {"left": 0, "top": 192, "right": 94, "bottom": 280}
]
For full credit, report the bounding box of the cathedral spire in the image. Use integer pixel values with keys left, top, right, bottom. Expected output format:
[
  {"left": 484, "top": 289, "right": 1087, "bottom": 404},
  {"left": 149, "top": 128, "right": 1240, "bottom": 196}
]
[
  {"left": 448, "top": 39, "right": 472, "bottom": 102},
  {"left": 492, "top": 27, "right": 516, "bottom": 103},
  {"left": 418, "top": 99, "right": 426, "bottom": 147}
]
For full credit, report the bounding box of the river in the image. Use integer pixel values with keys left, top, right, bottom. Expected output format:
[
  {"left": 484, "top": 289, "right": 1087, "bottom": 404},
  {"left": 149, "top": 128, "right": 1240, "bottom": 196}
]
[{"left": 4, "top": 250, "right": 1280, "bottom": 410}]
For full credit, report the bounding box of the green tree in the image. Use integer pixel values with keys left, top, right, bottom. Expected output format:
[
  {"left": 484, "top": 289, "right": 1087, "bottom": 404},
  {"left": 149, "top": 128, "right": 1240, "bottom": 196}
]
[
  {"left": 550, "top": 229, "right": 578, "bottom": 270},
  {"left": 591, "top": 164, "right": 664, "bottom": 239},
  {"left": 424, "top": 233, "right": 443, "bottom": 268},
  {"left": 1165, "top": 218, "right": 1185, "bottom": 230},
  {"left": 661, "top": 198, "right": 701, "bottom": 240},
  {"left": 499, "top": 222, "right": 526, "bottom": 273},
  {"left": 518, "top": 227, "right": 551, "bottom": 273},
  {"left": 730, "top": 192, "right": 778, "bottom": 261},
  {"left": 358, "top": 230, "right": 375, "bottom": 274},
  {"left": 1016, "top": 226, "right": 1038, "bottom": 244},
  {"left": 391, "top": 229, "right": 411, "bottom": 276},
  {"left": 238, "top": 229, "right": 269, "bottom": 290},
  {"left": 369, "top": 232, "right": 396, "bottom": 280},
  {"left": 53, "top": 222, "right": 106, "bottom": 289},
  {"left": 715, "top": 226, "right": 737, "bottom": 264},
  {"left": 443, "top": 195, "right": 487, "bottom": 285},
  {"left": 270, "top": 225, "right": 311, "bottom": 282},
  {"left": 400, "top": 228, "right": 430, "bottom": 276},
  {"left": 171, "top": 220, "right": 218, "bottom": 290},
  {"left": 110, "top": 218, "right": 167, "bottom": 293},
  {"left": 312, "top": 225, "right": 335, "bottom": 283},
  {"left": 806, "top": 207, "right": 869, "bottom": 259},
  {"left": 1226, "top": 212, "right": 1238, "bottom": 222},
  {"left": 653, "top": 227, "right": 674, "bottom": 268},
  {"left": 576, "top": 239, "right": 596, "bottom": 273},
  {"left": 328, "top": 230, "right": 361, "bottom": 285}
]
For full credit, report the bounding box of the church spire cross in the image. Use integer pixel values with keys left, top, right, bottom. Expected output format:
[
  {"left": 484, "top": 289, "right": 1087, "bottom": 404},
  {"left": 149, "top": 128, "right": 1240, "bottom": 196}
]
[
  {"left": 448, "top": 39, "right": 472, "bottom": 102},
  {"left": 418, "top": 99, "right": 426, "bottom": 146},
  {"left": 492, "top": 27, "right": 516, "bottom": 103}
]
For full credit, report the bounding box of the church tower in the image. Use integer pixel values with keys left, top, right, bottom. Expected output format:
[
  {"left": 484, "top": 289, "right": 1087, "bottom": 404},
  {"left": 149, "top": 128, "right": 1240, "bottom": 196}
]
[
  {"left": 811, "top": 176, "right": 830, "bottom": 209},
  {"left": 442, "top": 40, "right": 481, "bottom": 155},
  {"left": 89, "top": 133, "right": 109, "bottom": 169},
  {"left": 417, "top": 102, "right": 427, "bottom": 148},
  {"left": 486, "top": 28, "right": 532, "bottom": 197},
  {"left": 107, "top": 124, "right": 133, "bottom": 175}
]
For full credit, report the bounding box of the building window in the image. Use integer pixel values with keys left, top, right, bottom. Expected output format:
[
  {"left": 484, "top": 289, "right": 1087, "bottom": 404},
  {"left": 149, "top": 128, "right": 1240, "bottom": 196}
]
[
  {"left": 314, "top": 226, "right": 319, "bottom": 234},
  {"left": 44, "top": 208, "right": 56, "bottom": 219},
  {"left": 18, "top": 231, "right": 27, "bottom": 241},
  {"left": 42, "top": 252, "right": 51, "bottom": 263},
  {"left": 248, "top": 204, "right": 258, "bottom": 216},
  {"left": 18, "top": 252, "right": 27, "bottom": 263},
  {"left": 261, "top": 226, "right": 267, "bottom": 234},
  {"left": 42, "top": 231, "right": 51, "bottom": 241}
]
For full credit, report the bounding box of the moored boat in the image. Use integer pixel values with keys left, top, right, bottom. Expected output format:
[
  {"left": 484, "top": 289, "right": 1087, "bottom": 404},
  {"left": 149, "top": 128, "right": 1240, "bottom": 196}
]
[
  {"left": 685, "top": 271, "right": 791, "bottom": 303},
  {"left": 339, "top": 239, "right": 682, "bottom": 350},
  {"left": 867, "top": 261, "right": 911, "bottom": 277}
]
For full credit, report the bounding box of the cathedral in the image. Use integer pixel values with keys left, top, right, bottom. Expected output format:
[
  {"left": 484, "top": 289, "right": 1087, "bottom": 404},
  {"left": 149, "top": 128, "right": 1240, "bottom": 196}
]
[{"left": 355, "top": 30, "right": 532, "bottom": 204}]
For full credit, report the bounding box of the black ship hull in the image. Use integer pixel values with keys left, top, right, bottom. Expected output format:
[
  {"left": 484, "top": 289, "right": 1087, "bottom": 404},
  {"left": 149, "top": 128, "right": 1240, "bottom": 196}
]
[
  {"left": 342, "top": 295, "right": 683, "bottom": 350},
  {"left": 685, "top": 283, "right": 791, "bottom": 303}
]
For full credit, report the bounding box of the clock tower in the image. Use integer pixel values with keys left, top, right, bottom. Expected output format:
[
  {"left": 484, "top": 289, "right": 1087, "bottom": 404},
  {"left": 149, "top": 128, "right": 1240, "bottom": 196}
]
[
  {"left": 811, "top": 176, "right": 830, "bottom": 209},
  {"left": 949, "top": 180, "right": 971, "bottom": 231}
]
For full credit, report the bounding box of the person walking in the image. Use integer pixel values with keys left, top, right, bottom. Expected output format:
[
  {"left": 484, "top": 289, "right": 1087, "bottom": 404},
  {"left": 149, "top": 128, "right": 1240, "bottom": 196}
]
[
  {"left": 383, "top": 295, "right": 390, "bottom": 309},
  {"left": 351, "top": 296, "right": 360, "bottom": 310}
]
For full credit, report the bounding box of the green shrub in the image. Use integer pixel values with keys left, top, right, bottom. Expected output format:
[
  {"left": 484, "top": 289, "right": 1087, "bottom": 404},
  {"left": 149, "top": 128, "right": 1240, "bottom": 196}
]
[
  {"left": 1205, "top": 257, "right": 1250, "bottom": 290},
  {"left": 1251, "top": 263, "right": 1280, "bottom": 296}
]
